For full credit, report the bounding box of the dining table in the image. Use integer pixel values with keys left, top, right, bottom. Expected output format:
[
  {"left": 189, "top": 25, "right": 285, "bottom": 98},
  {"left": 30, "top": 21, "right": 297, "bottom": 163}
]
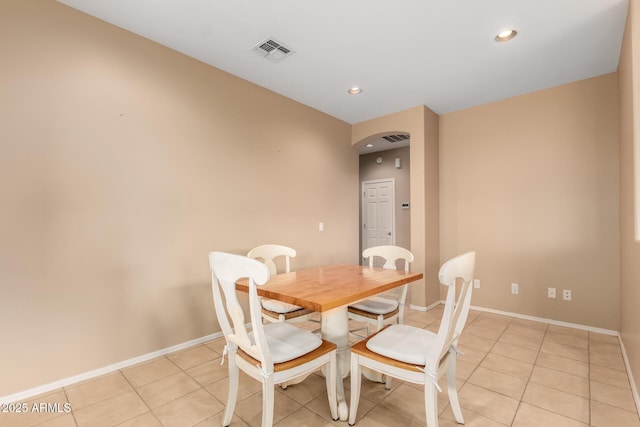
[{"left": 236, "top": 263, "right": 423, "bottom": 420}]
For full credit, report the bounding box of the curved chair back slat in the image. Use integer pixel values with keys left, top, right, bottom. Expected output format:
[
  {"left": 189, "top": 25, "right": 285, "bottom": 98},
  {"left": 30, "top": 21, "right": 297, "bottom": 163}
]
[
  {"left": 209, "top": 252, "right": 274, "bottom": 369},
  {"left": 247, "top": 244, "right": 296, "bottom": 276},
  {"left": 210, "top": 251, "right": 338, "bottom": 426},
  {"left": 349, "top": 251, "right": 476, "bottom": 427},
  {"left": 427, "top": 251, "right": 476, "bottom": 372},
  {"left": 362, "top": 245, "right": 414, "bottom": 272}
]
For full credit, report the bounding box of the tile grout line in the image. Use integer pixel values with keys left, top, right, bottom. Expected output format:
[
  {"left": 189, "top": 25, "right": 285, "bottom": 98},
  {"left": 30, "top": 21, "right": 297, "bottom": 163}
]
[
  {"left": 617, "top": 335, "right": 640, "bottom": 420},
  {"left": 457, "top": 313, "right": 517, "bottom": 425},
  {"left": 59, "top": 372, "right": 147, "bottom": 427},
  {"left": 27, "top": 388, "right": 79, "bottom": 427},
  {"left": 589, "top": 333, "right": 640, "bottom": 422},
  {"left": 61, "top": 348, "right": 217, "bottom": 427},
  {"left": 159, "top": 348, "right": 232, "bottom": 427},
  {"left": 588, "top": 332, "right": 592, "bottom": 427},
  {"left": 15, "top": 316, "right": 636, "bottom": 427},
  {"left": 538, "top": 328, "right": 593, "bottom": 425},
  {"left": 526, "top": 325, "right": 594, "bottom": 426},
  {"left": 509, "top": 321, "right": 548, "bottom": 426},
  {"left": 510, "top": 324, "right": 593, "bottom": 425},
  {"left": 114, "top": 361, "right": 162, "bottom": 427},
  {"left": 462, "top": 318, "right": 600, "bottom": 426},
  {"left": 61, "top": 387, "right": 79, "bottom": 427}
]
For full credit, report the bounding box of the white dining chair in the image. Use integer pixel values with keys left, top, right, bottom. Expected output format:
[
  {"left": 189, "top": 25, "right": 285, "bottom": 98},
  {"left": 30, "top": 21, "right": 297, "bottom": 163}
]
[
  {"left": 247, "top": 244, "right": 315, "bottom": 323},
  {"left": 209, "top": 251, "right": 338, "bottom": 427},
  {"left": 348, "top": 245, "right": 414, "bottom": 336},
  {"left": 348, "top": 251, "right": 476, "bottom": 427}
]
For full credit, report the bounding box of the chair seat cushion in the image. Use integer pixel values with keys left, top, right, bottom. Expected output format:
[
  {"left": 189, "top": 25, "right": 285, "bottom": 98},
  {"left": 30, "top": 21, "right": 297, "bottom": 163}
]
[
  {"left": 366, "top": 324, "right": 436, "bottom": 365},
  {"left": 261, "top": 298, "right": 304, "bottom": 314},
  {"left": 261, "top": 322, "right": 322, "bottom": 363},
  {"left": 349, "top": 298, "right": 399, "bottom": 315}
]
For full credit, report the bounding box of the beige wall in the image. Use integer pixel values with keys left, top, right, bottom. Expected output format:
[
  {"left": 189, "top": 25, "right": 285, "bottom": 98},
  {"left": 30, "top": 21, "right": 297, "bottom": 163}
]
[
  {"left": 2, "top": 0, "right": 636, "bottom": 402},
  {"left": 440, "top": 74, "right": 620, "bottom": 330},
  {"left": 619, "top": 0, "right": 640, "bottom": 399},
  {"left": 0, "top": 0, "right": 358, "bottom": 396},
  {"left": 352, "top": 106, "right": 440, "bottom": 307},
  {"left": 359, "top": 146, "right": 411, "bottom": 254}
]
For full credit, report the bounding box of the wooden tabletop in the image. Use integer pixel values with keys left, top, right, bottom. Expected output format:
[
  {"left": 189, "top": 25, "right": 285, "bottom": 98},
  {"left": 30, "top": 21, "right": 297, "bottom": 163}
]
[{"left": 236, "top": 264, "right": 423, "bottom": 312}]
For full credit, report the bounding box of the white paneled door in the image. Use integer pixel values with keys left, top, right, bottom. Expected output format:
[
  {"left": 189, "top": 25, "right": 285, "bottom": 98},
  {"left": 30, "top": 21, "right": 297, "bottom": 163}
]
[{"left": 361, "top": 179, "right": 395, "bottom": 265}]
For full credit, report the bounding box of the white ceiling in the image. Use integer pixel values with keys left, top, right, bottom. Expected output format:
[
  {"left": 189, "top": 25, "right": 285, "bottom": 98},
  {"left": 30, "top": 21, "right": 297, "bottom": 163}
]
[{"left": 58, "top": 0, "right": 628, "bottom": 128}]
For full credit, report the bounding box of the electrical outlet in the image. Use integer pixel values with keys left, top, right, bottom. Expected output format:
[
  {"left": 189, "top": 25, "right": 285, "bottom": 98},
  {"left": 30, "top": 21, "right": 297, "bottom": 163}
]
[
  {"left": 548, "top": 287, "right": 556, "bottom": 298},
  {"left": 563, "top": 289, "right": 572, "bottom": 301},
  {"left": 511, "top": 283, "right": 519, "bottom": 295},
  {"left": 473, "top": 279, "right": 480, "bottom": 289}
]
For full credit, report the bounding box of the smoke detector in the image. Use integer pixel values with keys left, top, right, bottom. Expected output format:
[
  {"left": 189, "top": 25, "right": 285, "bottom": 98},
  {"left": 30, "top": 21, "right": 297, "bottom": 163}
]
[{"left": 252, "top": 37, "right": 295, "bottom": 63}]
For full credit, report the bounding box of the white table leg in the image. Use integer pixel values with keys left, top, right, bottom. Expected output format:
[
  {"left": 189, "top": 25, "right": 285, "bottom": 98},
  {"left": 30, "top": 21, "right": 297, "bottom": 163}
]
[
  {"left": 362, "top": 367, "right": 385, "bottom": 383},
  {"left": 321, "top": 306, "right": 349, "bottom": 421}
]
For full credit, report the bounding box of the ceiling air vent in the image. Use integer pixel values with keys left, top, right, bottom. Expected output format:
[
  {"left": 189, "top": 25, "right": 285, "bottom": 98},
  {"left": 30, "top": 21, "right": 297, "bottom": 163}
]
[
  {"left": 382, "top": 134, "right": 410, "bottom": 143},
  {"left": 252, "top": 37, "right": 295, "bottom": 63}
]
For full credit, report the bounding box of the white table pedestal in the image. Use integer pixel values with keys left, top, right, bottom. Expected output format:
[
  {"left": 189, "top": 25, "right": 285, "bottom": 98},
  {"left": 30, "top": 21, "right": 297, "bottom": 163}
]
[{"left": 321, "top": 306, "right": 350, "bottom": 420}]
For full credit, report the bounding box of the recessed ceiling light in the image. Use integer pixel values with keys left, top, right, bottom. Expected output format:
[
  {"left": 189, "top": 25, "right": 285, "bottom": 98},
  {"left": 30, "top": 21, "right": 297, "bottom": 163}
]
[
  {"left": 495, "top": 29, "right": 517, "bottom": 42},
  {"left": 366, "top": 143, "right": 374, "bottom": 148},
  {"left": 348, "top": 87, "right": 363, "bottom": 95}
]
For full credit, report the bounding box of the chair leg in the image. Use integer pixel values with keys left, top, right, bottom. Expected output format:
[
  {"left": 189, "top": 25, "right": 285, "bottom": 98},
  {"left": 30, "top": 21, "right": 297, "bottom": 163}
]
[
  {"left": 384, "top": 374, "right": 392, "bottom": 390},
  {"left": 261, "top": 375, "right": 275, "bottom": 427},
  {"left": 424, "top": 381, "right": 439, "bottom": 427},
  {"left": 446, "top": 354, "right": 464, "bottom": 424},
  {"left": 377, "top": 315, "right": 393, "bottom": 390},
  {"left": 348, "top": 354, "right": 362, "bottom": 426},
  {"left": 375, "top": 315, "right": 383, "bottom": 333},
  {"left": 222, "top": 355, "right": 239, "bottom": 427},
  {"left": 325, "top": 352, "right": 338, "bottom": 421}
]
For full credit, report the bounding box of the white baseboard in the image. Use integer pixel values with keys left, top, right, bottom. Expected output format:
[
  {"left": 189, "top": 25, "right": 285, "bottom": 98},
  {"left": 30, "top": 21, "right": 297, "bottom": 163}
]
[
  {"left": 0, "top": 331, "right": 224, "bottom": 405},
  {"left": 469, "top": 304, "right": 639, "bottom": 416},
  {"left": 409, "top": 300, "right": 442, "bottom": 312},
  {"left": 467, "top": 303, "right": 619, "bottom": 336},
  {"left": 5, "top": 306, "right": 639, "bottom": 418},
  {"left": 411, "top": 301, "right": 639, "bottom": 416},
  {"left": 619, "top": 336, "right": 640, "bottom": 416},
  {"left": 412, "top": 301, "right": 618, "bottom": 334}
]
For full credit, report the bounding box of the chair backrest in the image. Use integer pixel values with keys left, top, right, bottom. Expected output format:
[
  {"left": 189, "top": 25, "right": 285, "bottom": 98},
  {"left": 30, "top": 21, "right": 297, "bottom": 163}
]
[
  {"left": 247, "top": 244, "right": 296, "bottom": 276},
  {"left": 425, "top": 252, "right": 476, "bottom": 373},
  {"left": 362, "top": 245, "right": 414, "bottom": 304},
  {"left": 362, "top": 245, "right": 413, "bottom": 272},
  {"left": 209, "top": 252, "right": 275, "bottom": 371}
]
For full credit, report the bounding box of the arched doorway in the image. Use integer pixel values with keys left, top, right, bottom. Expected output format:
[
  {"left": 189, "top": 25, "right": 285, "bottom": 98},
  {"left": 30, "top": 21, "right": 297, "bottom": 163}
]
[
  {"left": 356, "top": 134, "right": 411, "bottom": 264},
  {"left": 351, "top": 106, "right": 440, "bottom": 309}
]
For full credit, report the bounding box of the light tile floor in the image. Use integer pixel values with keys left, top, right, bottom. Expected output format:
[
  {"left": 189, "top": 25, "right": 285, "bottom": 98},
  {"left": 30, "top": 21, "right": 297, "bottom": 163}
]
[{"left": 2, "top": 308, "right": 640, "bottom": 427}]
